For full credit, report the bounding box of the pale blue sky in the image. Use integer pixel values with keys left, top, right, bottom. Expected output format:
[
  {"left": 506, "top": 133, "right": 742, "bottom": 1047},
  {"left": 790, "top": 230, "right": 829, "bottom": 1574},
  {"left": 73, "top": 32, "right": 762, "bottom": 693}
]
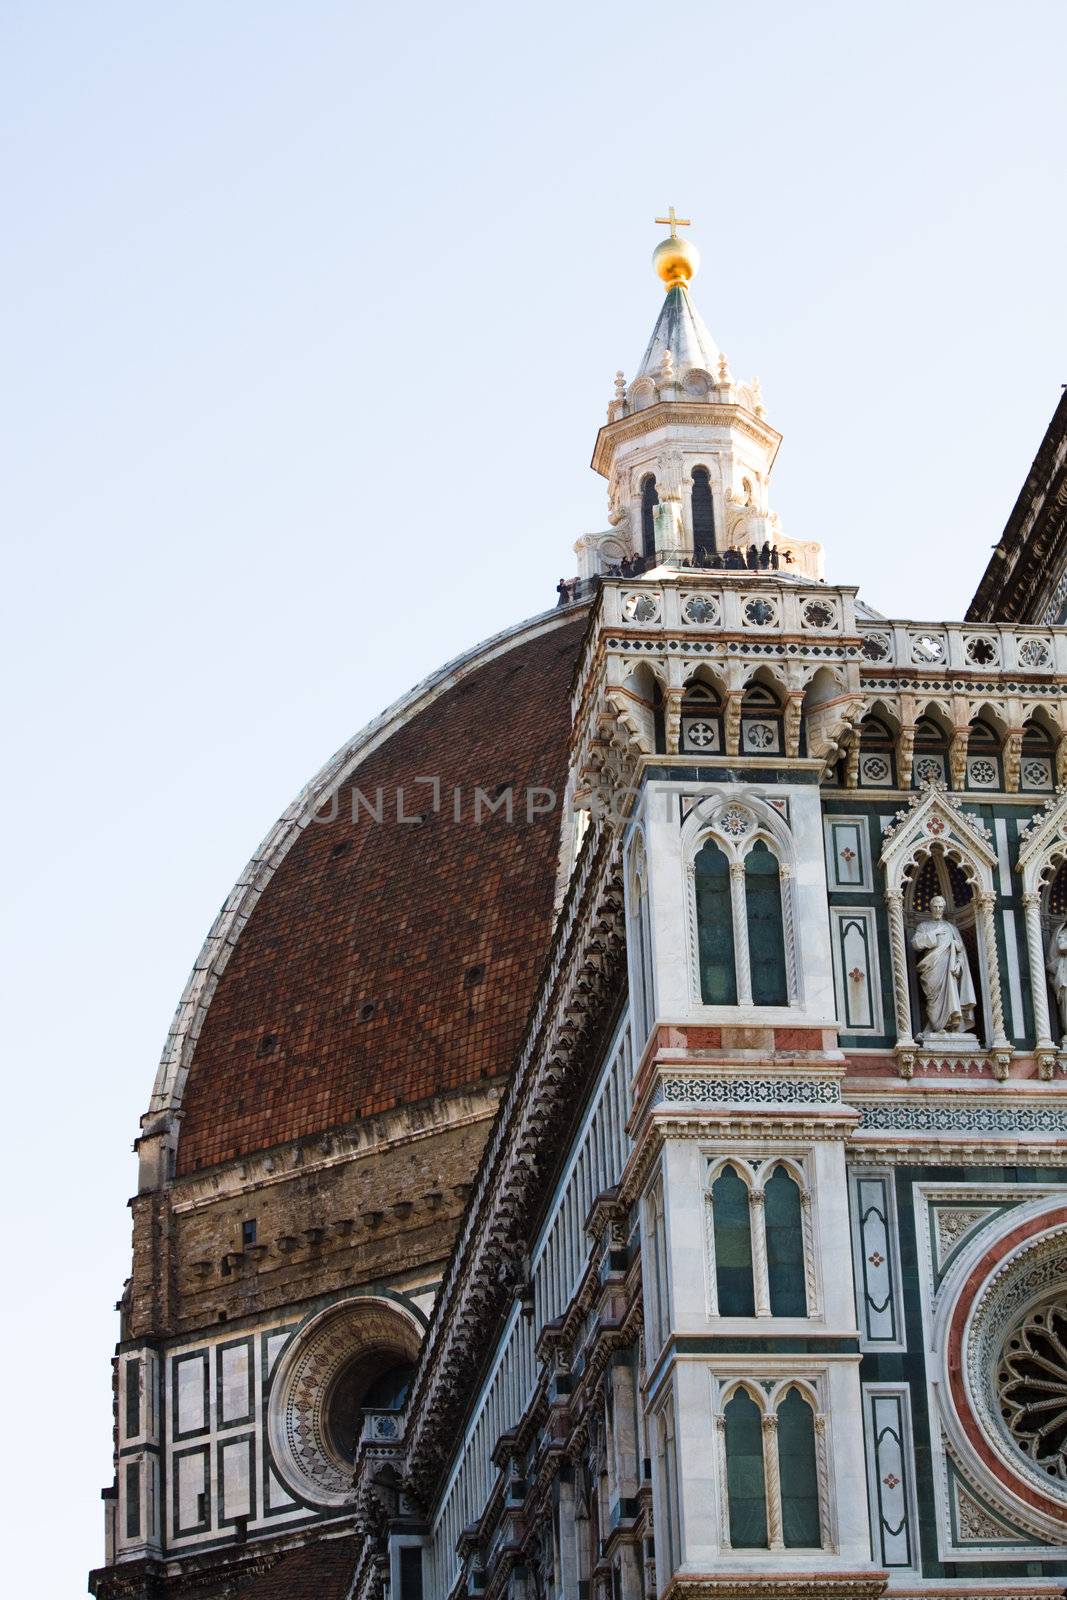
[{"left": 2, "top": 2, "right": 1064, "bottom": 1591}]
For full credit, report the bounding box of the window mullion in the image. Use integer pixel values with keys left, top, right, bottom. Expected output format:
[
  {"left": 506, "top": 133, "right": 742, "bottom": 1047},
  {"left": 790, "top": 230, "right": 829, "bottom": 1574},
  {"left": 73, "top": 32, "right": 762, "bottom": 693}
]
[
  {"left": 730, "top": 859, "right": 753, "bottom": 1004},
  {"left": 749, "top": 1189, "right": 771, "bottom": 1317},
  {"left": 762, "top": 1411, "right": 785, "bottom": 1551}
]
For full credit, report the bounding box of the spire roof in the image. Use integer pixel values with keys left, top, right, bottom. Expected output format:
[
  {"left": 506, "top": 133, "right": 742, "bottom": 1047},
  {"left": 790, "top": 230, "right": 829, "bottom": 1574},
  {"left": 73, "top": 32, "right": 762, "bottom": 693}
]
[{"left": 635, "top": 282, "right": 722, "bottom": 382}]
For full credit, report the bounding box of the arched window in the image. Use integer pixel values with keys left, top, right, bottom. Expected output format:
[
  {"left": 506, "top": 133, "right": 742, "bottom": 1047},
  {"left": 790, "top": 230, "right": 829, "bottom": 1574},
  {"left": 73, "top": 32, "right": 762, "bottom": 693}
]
[
  {"left": 745, "top": 841, "right": 788, "bottom": 1005},
  {"left": 966, "top": 718, "right": 1002, "bottom": 791},
  {"left": 695, "top": 839, "right": 737, "bottom": 1004},
  {"left": 1021, "top": 719, "right": 1055, "bottom": 792},
  {"left": 858, "top": 713, "right": 896, "bottom": 788},
  {"left": 724, "top": 1389, "right": 768, "bottom": 1548},
  {"left": 777, "top": 1388, "right": 821, "bottom": 1547},
  {"left": 640, "top": 475, "right": 658, "bottom": 560},
  {"left": 913, "top": 715, "right": 949, "bottom": 786},
  {"left": 691, "top": 465, "right": 715, "bottom": 561},
  {"left": 740, "top": 682, "right": 784, "bottom": 756},
  {"left": 711, "top": 1166, "right": 755, "bottom": 1315},
  {"left": 680, "top": 679, "right": 723, "bottom": 755},
  {"left": 764, "top": 1166, "right": 806, "bottom": 1316}
]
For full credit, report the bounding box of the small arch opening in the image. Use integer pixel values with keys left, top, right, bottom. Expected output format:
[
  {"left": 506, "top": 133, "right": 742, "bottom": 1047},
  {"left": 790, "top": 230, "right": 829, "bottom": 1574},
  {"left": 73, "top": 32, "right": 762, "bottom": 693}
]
[
  {"left": 640, "top": 474, "right": 658, "bottom": 560},
  {"left": 691, "top": 465, "right": 716, "bottom": 563}
]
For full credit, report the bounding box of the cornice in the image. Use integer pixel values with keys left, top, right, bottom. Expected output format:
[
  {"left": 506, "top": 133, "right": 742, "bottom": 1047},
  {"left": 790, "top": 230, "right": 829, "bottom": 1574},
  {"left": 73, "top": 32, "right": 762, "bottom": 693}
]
[{"left": 591, "top": 400, "right": 783, "bottom": 477}]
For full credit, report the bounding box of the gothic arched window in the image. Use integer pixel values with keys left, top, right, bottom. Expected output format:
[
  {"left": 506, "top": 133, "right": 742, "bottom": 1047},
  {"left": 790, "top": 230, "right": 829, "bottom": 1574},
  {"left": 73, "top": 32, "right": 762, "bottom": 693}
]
[
  {"left": 711, "top": 1165, "right": 755, "bottom": 1316},
  {"left": 640, "top": 474, "right": 658, "bottom": 560},
  {"left": 857, "top": 713, "right": 896, "bottom": 788},
  {"left": 745, "top": 841, "right": 788, "bottom": 1005},
  {"left": 695, "top": 838, "right": 737, "bottom": 1004},
  {"left": 777, "top": 1388, "right": 821, "bottom": 1547},
  {"left": 764, "top": 1166, "right": 806, "bottom": 1317},
  {"left": 724, "top": 1389, "right": 768, "bottom": 1548},
  {"left": 913, "top": 715, "right": 949, "bottom": 786},
  {"left": 680, "top": 679, "right": 723, "bottom": 755},
  {"left": 1021, "top": 719, "right": 1055, "bottom": 792},
  {"left": 966, "top": 717, "right": 1002, "bottom": 791},
  {"left": 691, "top": 465, "right": 715, "bottom": 561},
  {"left": 740, "top": 681, "right": 784, "bottom": 757}
]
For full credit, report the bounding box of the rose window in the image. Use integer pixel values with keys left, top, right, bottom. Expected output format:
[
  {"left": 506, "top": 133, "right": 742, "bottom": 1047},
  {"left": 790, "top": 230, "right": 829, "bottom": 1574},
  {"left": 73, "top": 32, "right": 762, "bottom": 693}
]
[
  {"left": 965, "top": 635, "right": 999, "bottom": 666},
  {"left": 997, "top": 1300, "right": 1067, "bottom": 1483},
  {"left": 718, "top": 805, "right": 753, "bottom": 837},
  {"left": 861, "top": 633, "right": 890, "bottom": 662},
  {"left": 684, "top": 595, "right": 720, "bottom": 625}
]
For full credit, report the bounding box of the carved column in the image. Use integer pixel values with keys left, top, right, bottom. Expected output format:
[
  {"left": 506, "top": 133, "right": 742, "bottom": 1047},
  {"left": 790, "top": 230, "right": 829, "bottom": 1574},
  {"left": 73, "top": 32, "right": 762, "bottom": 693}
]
[
  {"left": 749, "top": 1189, "right": 770, "bottom": 1317},
  {"left": 730, "top": 861, "right": 752, "bottom": 1005},
  {"left": 1022, "top": 891, "right": 1057, "bottom": 1080},
  {"left": 762, "top": 1412, "right": 784, "bottom": 1550},
  {"left": 884, "top": 889, "right": 915, "bottom": 1049},
  {"left": 1003, "top": 729, "right": 1023, "bottom": 793},
  {"left": 665, "top": 688, "right": 684, "bottom": 756},
  {"left": 978, "top": 891, "right": 1011, "bottom": 1065},
  {"left": 714, "top": 1413, "right": 731, "bottom": 1551},
  {"left": 813, "top": 1412, "right": 832, "bottom": 1551}
]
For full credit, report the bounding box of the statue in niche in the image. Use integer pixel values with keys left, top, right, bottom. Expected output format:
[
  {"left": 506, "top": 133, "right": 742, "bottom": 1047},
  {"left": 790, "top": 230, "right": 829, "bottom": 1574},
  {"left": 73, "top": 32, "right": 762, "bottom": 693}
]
[
  {"left": 1046, "top": 921, "right": 1067, "bottom": 1043},
  {"left": 912, "top": 894, "right": 977, "bottom": 1037}
]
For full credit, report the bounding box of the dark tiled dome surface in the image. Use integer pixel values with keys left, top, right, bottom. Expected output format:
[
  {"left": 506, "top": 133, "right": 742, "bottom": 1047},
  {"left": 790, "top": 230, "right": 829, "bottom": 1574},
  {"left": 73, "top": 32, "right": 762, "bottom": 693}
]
[{"left": 175, "top": 614, "right": 586, "bottom": 1174}]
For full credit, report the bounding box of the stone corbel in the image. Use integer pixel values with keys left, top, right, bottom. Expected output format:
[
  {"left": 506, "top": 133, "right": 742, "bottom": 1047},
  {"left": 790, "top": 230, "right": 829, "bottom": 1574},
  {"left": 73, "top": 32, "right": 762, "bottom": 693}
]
[
  {"left": 897, "top": 725, "right": 916, "bottom": 789},
  {"left": 785, "top": 691, "right": 805, "bottom": 760},
  {"left": 664, "top": 688, "right": 684, "bottom": 755},
  {"left": 1003, "top": 727, "right": 1023, "bottom": 793},
  {"left": 724, "top": 691, "right": 743, "bottom": 758},
  {"left": 948, "top": 727, "right": 969, "bottom": 790}
]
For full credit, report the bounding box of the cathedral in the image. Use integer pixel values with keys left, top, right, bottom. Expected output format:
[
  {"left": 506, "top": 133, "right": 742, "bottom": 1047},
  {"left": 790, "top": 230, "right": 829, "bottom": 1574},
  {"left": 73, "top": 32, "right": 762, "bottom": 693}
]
[{"left": 91, "top": 216, "right": 1067, "bottom": 1600}]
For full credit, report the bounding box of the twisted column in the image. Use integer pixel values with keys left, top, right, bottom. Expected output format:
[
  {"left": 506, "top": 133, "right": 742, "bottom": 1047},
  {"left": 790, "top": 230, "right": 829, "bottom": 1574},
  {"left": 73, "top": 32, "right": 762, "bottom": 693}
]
[
  {"left": 730, "top": 861, "right": 752, "bottom": 1005},
  {"left": 1023, "top": 891, "right": 1055, "bottom": 1051},
  {"left": 978, "top": 891, "right": 1010, "bottom": 1052},
  {"left": 885, "top": 888, "right": 915, "bottom": 1047},
  {"left": 762, "top": 1412, "right": 784, "bottom": 1550},
  {"left": 749, "top": 1189, "right": 770, "bottom": 1317}
]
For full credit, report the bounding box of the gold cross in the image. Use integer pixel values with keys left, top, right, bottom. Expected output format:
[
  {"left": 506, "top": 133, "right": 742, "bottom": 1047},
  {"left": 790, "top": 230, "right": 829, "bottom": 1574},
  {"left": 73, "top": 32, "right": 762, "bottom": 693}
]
[{"left": 655, "top": 206, "right": 690, "bottom": 239}]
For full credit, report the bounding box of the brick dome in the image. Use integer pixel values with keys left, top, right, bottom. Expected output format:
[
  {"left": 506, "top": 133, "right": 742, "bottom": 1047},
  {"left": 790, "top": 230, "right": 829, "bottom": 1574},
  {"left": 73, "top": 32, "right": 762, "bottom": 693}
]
[{"left": 151, "top": 608, "right": 588, "bottom": 1176}]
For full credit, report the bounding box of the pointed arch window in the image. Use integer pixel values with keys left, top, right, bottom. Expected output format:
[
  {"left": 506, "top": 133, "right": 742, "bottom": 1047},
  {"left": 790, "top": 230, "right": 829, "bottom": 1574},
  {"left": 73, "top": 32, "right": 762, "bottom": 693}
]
[
  {"left": 695, "top": 839, "right": 737, "bottom": 1004},
  {"left": 722, "top": 1384, "right": 826, "bottom": 1553},
  {"left": 711, "top": 1165, "right": 755, "bottom": 1315},
  {"left": 857, "top": 713, "right": 896, "bottom": 788},
  {"left": 680, "top": 678, "right": 723, "bottom": 756},
  {"left": 1021, "top": 719, "right": 1055, "bottom": 792},
  {"left": 745, "top": 841, "right": 788, "bottom": 1006},
  {"left": 764, "top": 1166, "right": 806, "bottom": 1317},
  {"left": 691, "top": 809, "right": 797, "bottom": 1011},
  {"left": 640, "top": 475, "right": 658, "bottom": 560},
  {"left": 628, "top": 834, "right": 656, "bottom": 1047},
  {"left": 723, "top": 1389, "right": 767, "bottom": 1548},
  {"left": 913, "top": 716, "right": 949, "bottom": 786},
  {"left": 777, "top": 1388, "right": 822, "bottom": 1547},
  {"left": 707, "top": 1158, "right": 815, "bottom": 1320},
  {"left": 965, "top": 718, "right": 1002, "bottom": 792},
  {"left": 740, "top": 682, "right": 784, "bottom": 757},
  {"left": 691, "top": 465, "right": 715, "bottom": 561}
]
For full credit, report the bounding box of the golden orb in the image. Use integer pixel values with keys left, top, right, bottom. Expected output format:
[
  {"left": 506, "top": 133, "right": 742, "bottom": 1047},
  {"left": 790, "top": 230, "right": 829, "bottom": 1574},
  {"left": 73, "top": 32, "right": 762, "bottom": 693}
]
[{"left": 653, "top": 234, "right": 700, "bottom": 290}]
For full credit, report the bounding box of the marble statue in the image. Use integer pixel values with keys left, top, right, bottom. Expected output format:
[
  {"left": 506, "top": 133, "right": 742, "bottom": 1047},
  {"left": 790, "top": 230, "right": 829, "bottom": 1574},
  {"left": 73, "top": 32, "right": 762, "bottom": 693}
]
[
  {"left": 1046, "top": 921, "right": 1067, "bottom": 1043},
  {"left": 912, "top": 895, "right": 977, "bottom": 1035}
]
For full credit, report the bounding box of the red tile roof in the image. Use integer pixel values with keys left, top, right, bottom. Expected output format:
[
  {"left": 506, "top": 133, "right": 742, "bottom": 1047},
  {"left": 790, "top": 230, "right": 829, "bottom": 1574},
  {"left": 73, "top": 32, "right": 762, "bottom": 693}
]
[
  {"left": 175, "top": 614, "right": 587, "bottom": 1174},
  {"left": 235, "top": 1535, "right": 360, "bottom": 1598}
]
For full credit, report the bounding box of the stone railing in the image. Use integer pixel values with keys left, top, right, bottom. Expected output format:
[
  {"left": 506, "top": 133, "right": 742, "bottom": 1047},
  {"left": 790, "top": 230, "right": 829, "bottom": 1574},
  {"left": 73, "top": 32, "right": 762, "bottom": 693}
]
[{"left": 856, "top": 620, "right": 1064, "bottom": 675}]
